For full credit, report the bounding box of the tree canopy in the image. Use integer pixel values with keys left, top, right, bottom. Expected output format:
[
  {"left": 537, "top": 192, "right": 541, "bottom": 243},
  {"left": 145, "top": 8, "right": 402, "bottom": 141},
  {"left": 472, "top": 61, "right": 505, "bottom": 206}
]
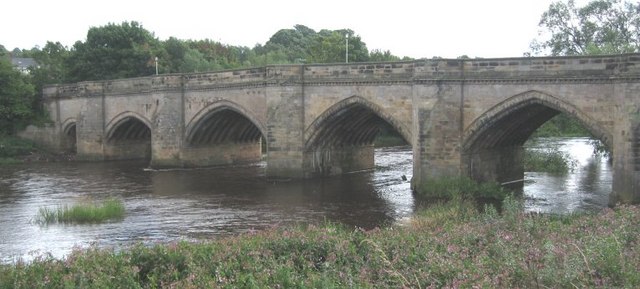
[
  {"left": 531, "top": 0, "right": 640, "bottom": 55},
  {"left": 0, "top": 56, "right": 36, "bottom": 135},
  {"left": 67, "top": 21, "right": 163, "bottom": 81}
]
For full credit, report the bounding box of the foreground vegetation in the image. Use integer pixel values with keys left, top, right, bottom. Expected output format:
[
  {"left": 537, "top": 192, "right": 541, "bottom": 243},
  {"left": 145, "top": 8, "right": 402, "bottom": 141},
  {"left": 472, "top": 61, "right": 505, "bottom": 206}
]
[
  {"left": 35, "top": 199, "right": 125, "bottom": 225},
  {"left": 414, "top": 176, "right": 509, "bottom": 201},
  {"left": 4, "top": 197, "right": 638, "bottom": 288}
]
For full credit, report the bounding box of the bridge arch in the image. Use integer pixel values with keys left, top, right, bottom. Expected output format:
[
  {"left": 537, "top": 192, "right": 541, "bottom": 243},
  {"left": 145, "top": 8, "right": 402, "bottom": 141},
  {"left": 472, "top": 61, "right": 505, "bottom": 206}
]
[
  {"left": 183, "top": 100, "right": 265, "bottom": 167},
  {"left": 463, "top": 90, "right": 612, "bottom": 151},
  {"left": 305, "top": 95, "right": 412, "bottom": 149},
  {"left": 462, "top": 90, "right": 613, "bottom": 184},
  {"left": 104, "top": 112, "right": 152, "bottom": 160},
  {"left": 304, "top": 95, "right": 411, "bottom": 176},
  {"left": 61, "top": 118, "right": 77, "bottom": 153},
  {"left": 185, "top": 100, "right": 266, "bottom": 146}
]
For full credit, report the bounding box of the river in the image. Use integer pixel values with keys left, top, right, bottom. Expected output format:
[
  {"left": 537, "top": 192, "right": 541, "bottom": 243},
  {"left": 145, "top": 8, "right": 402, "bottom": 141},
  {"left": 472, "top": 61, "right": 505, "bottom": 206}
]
[{"left": 0, "top": 137, "right": 611, "bottom": 263}]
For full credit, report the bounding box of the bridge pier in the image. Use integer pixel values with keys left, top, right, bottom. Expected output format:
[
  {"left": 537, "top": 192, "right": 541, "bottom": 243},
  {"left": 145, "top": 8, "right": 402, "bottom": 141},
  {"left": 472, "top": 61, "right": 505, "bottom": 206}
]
[
  {"left": 181, "top": 142, "right": 262, "bottom": 167},
  {"left": 463, "top": 146, "right": 525, "bottom": 187},
  {"left": 303, "top": 145, "right": 375, "bottom": 177}
]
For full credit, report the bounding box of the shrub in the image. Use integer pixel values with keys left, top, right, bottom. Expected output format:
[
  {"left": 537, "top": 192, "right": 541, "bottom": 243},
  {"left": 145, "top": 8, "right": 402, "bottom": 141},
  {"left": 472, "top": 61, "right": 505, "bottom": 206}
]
[{"left": 524, "top": 149, "right": 576, "bottom": 174}]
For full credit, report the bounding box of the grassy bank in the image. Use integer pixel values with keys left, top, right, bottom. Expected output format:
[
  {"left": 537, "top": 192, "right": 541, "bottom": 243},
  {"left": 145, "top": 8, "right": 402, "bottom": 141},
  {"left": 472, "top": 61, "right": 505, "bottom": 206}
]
[
  {"left": 0, "top": 136, "right": 74, "bottom": 164},
  {"left": 35, "top": 199, "right": 125, "bottom": 225},
  {"left": 0, "top": 136, "right": 37, "bottom": 164},
  {"left": 3, "top": 198, "right": 638, "bottom": 288}
]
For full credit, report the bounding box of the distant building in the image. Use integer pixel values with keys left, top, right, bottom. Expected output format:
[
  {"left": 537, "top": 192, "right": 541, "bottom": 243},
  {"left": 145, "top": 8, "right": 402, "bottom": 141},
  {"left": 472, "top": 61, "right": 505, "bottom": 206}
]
[{"left": 10, "top": 57, "right": 38, "bottom": 74}]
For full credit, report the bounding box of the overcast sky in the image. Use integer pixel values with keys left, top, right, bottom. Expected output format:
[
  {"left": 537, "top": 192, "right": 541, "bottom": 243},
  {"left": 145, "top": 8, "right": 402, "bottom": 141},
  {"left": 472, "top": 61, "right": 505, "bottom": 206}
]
[{"left": 3, "top": 0, "right": 565, "bottom": 59}]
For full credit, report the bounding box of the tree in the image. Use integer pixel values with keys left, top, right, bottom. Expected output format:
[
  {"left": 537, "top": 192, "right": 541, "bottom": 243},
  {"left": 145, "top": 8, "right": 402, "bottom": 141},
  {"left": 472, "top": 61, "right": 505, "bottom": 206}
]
[
  {"left": 30, "top": 42, "right": 71, "bottom": 85},
  {"left": 531, "top": 0, "right": 640, "bottom": 55},
  {"left": 264, "top": 25, "right": 316, "bottom": 63},
  {"left": 0, "top": 57, "right": 36, "bottom": 135},
  {"left": 66, "top": 21, "right": 163, "bottom": 81},
  {"left": 369, "top": 49, "right": 401, "bottom": 62},
  {"left": 528, "top": 1, "right": 633, "bottom": 139}
]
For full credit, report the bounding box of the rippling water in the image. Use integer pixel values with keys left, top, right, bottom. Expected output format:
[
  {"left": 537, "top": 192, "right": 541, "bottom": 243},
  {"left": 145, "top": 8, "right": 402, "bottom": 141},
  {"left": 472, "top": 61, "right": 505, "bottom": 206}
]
[
  {"left": 523, "top": 137, "right": 612, "bottom": 213},
  {"left": 0, "top": 139, "right": 612, "bottom": 263}
]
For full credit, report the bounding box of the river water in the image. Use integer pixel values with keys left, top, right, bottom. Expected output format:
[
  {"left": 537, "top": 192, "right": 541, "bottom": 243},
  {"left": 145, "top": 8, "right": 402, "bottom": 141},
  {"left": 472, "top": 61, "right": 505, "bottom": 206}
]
[{"left": 0, "top": 138, "right": 611, "bottom": 263}]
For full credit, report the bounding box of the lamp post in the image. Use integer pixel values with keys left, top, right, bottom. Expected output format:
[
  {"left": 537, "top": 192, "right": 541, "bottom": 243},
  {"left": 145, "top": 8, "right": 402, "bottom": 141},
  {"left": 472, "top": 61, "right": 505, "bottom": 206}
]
[
  {"left": 155, "top": 57, "right": 158, "bottom": 75},
  {"left": 345, "top": 34, "right": 349, "bottom": 63}
]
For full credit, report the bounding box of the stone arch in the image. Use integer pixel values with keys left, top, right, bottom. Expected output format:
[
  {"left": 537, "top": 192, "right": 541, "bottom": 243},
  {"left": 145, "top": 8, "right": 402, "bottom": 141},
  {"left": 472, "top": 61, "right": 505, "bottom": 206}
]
[
  {"left": 61, "top": 118, "right": 77, "bottom": 153},
  {"left": 463, "top": 90, "right": 612, "bottom": 152},
  {"left": 305, "top": 95, "right": 412, "bottom": 149},
  {"left": 61, "top": 118, "right": 77, "bottom": 136},
  {"left": 461, "top": 90, "right": 614, "bottom": 185},
  {"left": 185, "top": 100, "right": 266, "bottom": 146},
  {"left": 105, "top": 111, "right": 153, "bottom": 144}
]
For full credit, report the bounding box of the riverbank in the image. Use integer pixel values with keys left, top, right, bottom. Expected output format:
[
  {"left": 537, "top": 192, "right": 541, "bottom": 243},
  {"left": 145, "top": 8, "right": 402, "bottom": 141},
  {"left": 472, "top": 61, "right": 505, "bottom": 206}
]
[
  {"left": 2, "top": 198, "right": 637, "bottom": 288},
  {"left": 0, "top": 136, "right": 73, "bottom": 164}
]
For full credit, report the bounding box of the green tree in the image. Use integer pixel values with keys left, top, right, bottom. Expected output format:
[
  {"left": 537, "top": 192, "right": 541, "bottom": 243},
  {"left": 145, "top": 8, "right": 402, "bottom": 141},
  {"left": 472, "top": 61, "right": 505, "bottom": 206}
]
[
  {"left": 531, "top": 0, "right": 640, "bottom": 55},
  {"left": 67, "top": 21, "right": 163, "bottom": 81},
  {"left": 530, "top": 0, "right": 638, "bottom": 140},
  {"left": 264, "top": 24, "right": 316, "bottom": 63},
  {"left": 30, "top": 42, "right": 71, "bottom": 85},
  {"left": 162, "top": 37, "right": 188, "bottom": 74},
  {"left": 0, "top": 56, "right": 36, "bottom": 135},
  {"left": 369, "top": 49, "right": 401, "bottom": 62}
]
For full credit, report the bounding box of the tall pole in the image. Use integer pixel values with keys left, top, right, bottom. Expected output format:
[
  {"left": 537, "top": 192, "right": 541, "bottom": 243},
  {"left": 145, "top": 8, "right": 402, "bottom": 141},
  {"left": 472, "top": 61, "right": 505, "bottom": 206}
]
[
  {"left": 345, "top": 34, "right": 349, "bottom": 63},
  {"left": 155, "top": 57, "right": 158, "bottom": 75}
]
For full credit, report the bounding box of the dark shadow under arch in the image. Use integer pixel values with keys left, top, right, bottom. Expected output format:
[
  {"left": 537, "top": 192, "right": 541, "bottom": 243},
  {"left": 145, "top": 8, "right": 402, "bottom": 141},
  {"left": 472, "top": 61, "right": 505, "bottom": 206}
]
[
  {"left": 305, "top": 96, "right": 412, "bottom": 149},
  {"left": 303, "top": 96, "right": 412, "bottom": 177},
  {"left": 107, "top": 116, "right": 151, "bottom": 144},
  {"left": 105, "top": 115, "right": 152, "bottom": 160},
  {"left": 186, "top": 107, "right": 263, "bottom": 147},
  {"left": 463, "top": 90, "right": 612, "bottom": 152},
  {"left": 62, "top": 121, "right": 77, "bottom": 153},
  {"left": 182, "top": 103, "right": 265, "bottom": 167}
]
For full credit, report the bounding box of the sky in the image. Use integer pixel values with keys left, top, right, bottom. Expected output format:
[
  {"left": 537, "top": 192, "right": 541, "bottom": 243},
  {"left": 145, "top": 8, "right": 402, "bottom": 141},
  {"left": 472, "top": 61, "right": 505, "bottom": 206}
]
[{"left": 2, "top": 0, "right": 562, "bottom": 59}]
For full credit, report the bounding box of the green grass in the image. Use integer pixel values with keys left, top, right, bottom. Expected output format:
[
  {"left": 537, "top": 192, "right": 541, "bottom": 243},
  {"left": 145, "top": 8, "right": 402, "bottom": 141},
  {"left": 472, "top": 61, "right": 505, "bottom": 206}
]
[
  {"left": 0, "top": 136, "right": 37, "bottom": 158},
  {"left": 414, "top": 176, "right": 509, "bottom": 201},
  {"left": 35, "top": 198, "right": 125, "bottom": 225},
  {"left": 4, "top": 199, "right": 639, "bottom": 288}
]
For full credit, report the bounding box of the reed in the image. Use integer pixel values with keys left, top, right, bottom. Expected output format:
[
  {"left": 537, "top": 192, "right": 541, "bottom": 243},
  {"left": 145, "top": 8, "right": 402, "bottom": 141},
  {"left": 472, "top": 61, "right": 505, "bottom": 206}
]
[{"left": 36, "top": 198, "right": 125, "bottom": 225}]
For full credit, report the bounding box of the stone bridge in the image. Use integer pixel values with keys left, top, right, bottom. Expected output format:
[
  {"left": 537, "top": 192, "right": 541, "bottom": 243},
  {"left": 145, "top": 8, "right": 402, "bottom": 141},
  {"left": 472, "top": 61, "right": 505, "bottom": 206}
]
[{"left": 26, "top": 54, "right": 640, "bottom": 204}]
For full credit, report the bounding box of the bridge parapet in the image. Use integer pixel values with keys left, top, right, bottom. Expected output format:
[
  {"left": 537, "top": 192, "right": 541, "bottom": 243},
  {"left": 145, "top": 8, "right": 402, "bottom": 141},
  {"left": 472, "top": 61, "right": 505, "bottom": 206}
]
[
  {"left": 44, "top": 81, "right": 105, "bottom": 99},
  {"left": 414, "top": 54, "right": 640, "bottom": 80},
  {"left": 301, "top": 62, "right": 415, "bottom": 82}
]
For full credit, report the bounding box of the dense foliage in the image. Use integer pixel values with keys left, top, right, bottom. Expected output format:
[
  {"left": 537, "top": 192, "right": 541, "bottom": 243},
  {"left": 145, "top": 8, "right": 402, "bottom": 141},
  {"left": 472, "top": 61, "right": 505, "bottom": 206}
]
[
  {"left": 531, "top": 0, "right": 640, "bottom": 55},
  {"left": 2, "top": 199, "right": 638, "bottom": 288},
  {"left": 0, "top": 50, "right": 36, "bottom": 135},
  {"left": 9, "top": 22, "right": 404, "bottom": 83}
]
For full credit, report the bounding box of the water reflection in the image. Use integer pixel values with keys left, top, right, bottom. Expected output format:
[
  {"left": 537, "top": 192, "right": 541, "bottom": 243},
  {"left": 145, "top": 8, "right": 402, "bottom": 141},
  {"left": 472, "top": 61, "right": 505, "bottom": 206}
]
[
  {"left": 0, "top": 147, "right": 414, "bottom": 263},
  {"left": 524, "top": 137, "right": 612, "bottom": 213}
]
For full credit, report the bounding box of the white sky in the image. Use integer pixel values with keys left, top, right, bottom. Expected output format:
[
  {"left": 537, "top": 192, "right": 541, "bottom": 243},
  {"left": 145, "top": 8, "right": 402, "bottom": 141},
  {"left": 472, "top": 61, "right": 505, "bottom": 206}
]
[{"left": 2, "top": 0, "right": 562, "bottom": 59}]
